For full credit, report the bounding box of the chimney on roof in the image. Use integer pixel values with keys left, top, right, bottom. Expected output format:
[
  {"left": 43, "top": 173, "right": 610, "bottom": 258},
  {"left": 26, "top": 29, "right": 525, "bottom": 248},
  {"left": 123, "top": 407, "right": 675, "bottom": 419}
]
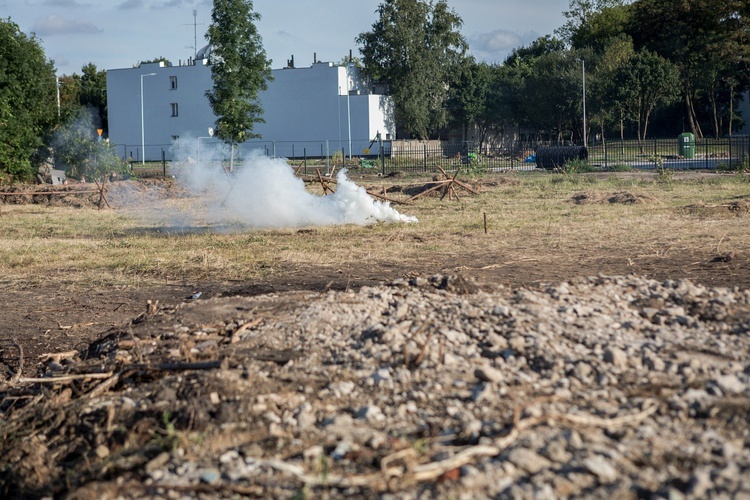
[{"left": 286, "top": 55, "right": 295, "bottom": 69}]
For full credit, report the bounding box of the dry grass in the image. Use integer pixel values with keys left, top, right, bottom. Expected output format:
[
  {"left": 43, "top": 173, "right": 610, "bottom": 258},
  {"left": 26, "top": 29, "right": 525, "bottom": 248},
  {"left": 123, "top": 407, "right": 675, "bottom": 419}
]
[{"left": 0, "top": 171, "right": 748, "bottom": 290}]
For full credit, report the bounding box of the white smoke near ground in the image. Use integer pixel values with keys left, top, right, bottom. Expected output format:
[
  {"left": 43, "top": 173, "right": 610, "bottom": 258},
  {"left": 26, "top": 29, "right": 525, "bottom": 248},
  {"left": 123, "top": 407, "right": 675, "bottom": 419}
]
[{"left": 169, "top": 137, "right": 417, "bottom": 228}]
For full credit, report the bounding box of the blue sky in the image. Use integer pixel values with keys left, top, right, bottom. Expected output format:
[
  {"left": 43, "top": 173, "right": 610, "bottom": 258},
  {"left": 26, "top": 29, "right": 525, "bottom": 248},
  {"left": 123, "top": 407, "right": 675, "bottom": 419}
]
[{"left": 1, "top": 0, "right": 570, "bottom": 75}]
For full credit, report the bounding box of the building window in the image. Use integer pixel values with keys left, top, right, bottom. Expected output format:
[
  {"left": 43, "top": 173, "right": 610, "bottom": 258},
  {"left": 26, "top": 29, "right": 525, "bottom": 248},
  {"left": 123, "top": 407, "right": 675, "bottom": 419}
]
[
  {"left": 171, "top": 103, "right": 179, "bottom": 117},
  {"left": 170, "top": 76, "right": 177, "bottom": 89}
]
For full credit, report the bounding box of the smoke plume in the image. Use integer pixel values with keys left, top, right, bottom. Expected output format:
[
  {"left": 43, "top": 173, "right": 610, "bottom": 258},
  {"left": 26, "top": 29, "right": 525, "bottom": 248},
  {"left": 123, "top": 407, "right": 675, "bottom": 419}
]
[{"left": 169, "top": 138, "right": 417, "bottom": 228}]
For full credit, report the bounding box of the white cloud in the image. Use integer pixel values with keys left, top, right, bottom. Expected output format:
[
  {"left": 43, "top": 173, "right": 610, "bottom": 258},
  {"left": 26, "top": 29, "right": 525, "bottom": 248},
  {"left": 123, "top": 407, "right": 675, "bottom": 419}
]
[
  {"left": 32, "top": 15, "right": 102, "bottom": 36},
  {"left": 468, "top": 29, "right": 540, "bottom": 63}
]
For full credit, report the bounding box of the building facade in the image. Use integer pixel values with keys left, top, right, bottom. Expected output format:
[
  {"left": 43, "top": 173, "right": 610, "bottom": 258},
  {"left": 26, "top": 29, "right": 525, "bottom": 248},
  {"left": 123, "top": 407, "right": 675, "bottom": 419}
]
[{"left": 106, "top": 49, "right": 395, "bottom": 162}]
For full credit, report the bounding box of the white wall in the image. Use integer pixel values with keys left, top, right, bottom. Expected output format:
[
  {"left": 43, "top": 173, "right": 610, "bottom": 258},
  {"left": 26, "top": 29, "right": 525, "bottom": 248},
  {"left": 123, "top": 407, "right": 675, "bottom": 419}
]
[{"left": 106, "top": 59, "right": 395, "bottom": 161}]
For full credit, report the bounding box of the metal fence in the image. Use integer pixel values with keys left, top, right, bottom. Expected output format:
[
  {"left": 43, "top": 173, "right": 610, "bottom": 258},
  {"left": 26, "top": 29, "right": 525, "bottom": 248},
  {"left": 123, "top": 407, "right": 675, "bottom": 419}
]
[
  {"left": 587, "top": 136, "right": 749, "bottom": 171},
  {"left": 123, "top": 135, "right": 750, "bottom": 176}
]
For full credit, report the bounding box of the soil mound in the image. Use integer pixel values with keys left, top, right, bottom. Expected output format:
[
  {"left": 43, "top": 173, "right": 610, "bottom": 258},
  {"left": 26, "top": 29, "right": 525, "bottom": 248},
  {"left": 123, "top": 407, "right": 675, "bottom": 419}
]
[
  {"left": 684, "top": 199, "right": 750, "bottom": 216},
  {"left": 572, "top": 191, "right": 659, "bottom": 205}
]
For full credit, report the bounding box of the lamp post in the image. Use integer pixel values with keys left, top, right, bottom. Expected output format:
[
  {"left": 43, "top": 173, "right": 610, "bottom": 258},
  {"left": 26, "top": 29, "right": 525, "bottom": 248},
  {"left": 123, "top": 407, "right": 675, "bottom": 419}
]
[
  {"left": 56, "top": 75, "right": 61, "bottom": 117},
  {"left": 140, "top": 73, "right": 156, "bottom": 164},
  {"left": 578, "top": 59, "right": 587, "bottom": 148},
  {"left": 346, "top": 64, "right": 352, "bottom": 161}
]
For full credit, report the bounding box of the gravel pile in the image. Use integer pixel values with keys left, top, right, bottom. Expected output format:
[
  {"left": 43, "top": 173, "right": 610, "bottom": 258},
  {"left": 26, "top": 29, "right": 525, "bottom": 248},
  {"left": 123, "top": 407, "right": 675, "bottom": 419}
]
[{"left": 3, "top": 274, "right": 750, "bottom": 498}]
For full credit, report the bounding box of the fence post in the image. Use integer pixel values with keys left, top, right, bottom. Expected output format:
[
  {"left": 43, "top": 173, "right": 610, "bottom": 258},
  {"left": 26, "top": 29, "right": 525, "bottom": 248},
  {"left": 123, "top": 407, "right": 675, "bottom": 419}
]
[
  {"left": 423, "top": 144, "right": 427, "bottom": 173},
  {"left": 304, "top": 148, "right": 307, "bottom": 175},
  {"left": 162, "top": 149, "right": 166, "bottom": 176},
  {"left": 604, "top": 139, "right": 608, "bottom": 169},
  {"left": 325, "top": 140, "right": 330, "bottom": 174},
  {"left": 380, "top": 136, "right": 385, "bottom": 176},
  {"left": 705, "top": 138, "right": 709, "bottom": 169}
]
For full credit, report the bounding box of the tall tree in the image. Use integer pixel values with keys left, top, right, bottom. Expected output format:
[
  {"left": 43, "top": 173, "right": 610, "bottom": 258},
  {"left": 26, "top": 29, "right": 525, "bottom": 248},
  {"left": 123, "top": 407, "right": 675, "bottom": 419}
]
[
  {"left": 558, "top": 0, "right": 632, "bottom": 53},
  {"left": 0, "top": 18, "right": 57, "bottom": 182},
  {"left": 628, "top": 0, "right": 750, "bottom": 138},
  {"left": 447, "top": 60, "right": 500, "bottom": 151},
  {"left": 206, "top": 0, "right": 272, "bottom": 172},
  {"left": 521, "top": 50, "right": 588, "bottom": 142},
  {"left": 500, "top": 36, "right": 566, "bottom": 139},
  {"left": 76, "top": 63, "right": 108, "bottom": 134},
  {"left": 357, "top": 0, "right": 467, "bottom": 139},
  {"left": 588, "top": 34, "right": 636, "bottom": 142},
  {"left": 613, "top": 49, "right": 680, "bottom": 149}
]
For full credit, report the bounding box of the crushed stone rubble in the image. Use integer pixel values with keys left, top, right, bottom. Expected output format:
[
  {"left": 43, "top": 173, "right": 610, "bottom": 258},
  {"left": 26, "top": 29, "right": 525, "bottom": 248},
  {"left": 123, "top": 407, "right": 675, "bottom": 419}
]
[{"left": 3, "top": 274, "right": 750, "bottom": 498}]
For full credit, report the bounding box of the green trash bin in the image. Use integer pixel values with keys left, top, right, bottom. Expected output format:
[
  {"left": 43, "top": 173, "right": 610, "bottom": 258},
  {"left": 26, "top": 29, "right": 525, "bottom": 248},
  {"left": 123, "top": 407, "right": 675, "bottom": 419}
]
[{"left": 679, "top": 132, "right": 695, "bottom": 159}]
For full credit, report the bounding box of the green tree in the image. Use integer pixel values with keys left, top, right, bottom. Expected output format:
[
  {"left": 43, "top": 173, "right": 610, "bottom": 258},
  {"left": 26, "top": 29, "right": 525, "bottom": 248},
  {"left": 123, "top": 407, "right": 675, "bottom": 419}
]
[
  {"left": 500, "top": 36, "right": 567, "bottom": 138},
  {"left": 628, "top": 0, "right": 750, "bottom": 138},
  {"left": 53, "top": 108, "right": 128, "bottom": 182},
  {"left": 613, "top": 49, "right": 680, "bottom": 149},
  {"left": 205, "top": 0, "right": 272, "bottom": 172},
  {"left": 357, "top": 0, "right": 468, "bottom": 139},
  {"left": 587, "top": 34, "right": 636, "bottom": 142},
  {"left": 77, "top": 63, "right": 108, "bottom": 135},
  {"left": 56, "top": 73, "right": 82, "bottom": 124},
  {"left": 0, "top": 18, "right": 57, "bottom": 182},
  {"left": 448, "top": 60, "right": 495, "bottom": 150},
  {"left": 558, "top": 0, "right": 632, "bottom": 51},
  {"left": 522, "top": 50, "right": 588, "bottom": 142}
]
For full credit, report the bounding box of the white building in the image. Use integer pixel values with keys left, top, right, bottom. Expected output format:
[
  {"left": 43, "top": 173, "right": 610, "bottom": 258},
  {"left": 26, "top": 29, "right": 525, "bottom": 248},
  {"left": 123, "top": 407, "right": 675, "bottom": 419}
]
[{"left": 106, "top": 48, "right": 394, "bottom": 162}]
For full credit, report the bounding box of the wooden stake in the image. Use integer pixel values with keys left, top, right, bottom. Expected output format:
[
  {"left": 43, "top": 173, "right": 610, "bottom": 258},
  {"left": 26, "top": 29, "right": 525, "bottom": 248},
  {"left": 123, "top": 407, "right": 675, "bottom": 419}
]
[{"left": 484, "top": 212, "right": 488, "bottom": 234}]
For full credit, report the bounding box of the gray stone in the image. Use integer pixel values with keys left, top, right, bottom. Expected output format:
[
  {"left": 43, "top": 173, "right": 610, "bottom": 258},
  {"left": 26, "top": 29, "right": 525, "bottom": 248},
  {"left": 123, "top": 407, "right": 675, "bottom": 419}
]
[
  {"left": 475, "top": 365, "right": 504, "bottom": 384},
  {"left": 714, "top": 374, "right": 745, "bottom": 394},
  {"left": 603, "top": 347, "right": 628, "bottom": 368},
  {"left": 507, "top": 448, "right": 551, "bottom": 475},
  {"left": 583, "top": 455, "right": 618, "bottom": 484}
]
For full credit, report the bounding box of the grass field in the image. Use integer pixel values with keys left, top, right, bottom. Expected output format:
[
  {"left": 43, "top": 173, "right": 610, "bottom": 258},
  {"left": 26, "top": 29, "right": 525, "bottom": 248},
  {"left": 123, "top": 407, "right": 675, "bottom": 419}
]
[{"left": 1, "top": 169, "right": 748, "bottom": 291}]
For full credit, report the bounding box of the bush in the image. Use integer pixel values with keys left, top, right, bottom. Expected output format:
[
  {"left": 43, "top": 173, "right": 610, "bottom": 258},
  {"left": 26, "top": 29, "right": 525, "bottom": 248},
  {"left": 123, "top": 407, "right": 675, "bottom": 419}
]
[
  {"left": 601, "top": 163, "right": 634, "bottom": 172},
  {"left": 53, "top": 110, "right": 130, "bottom": 181},
  {"left": 561, "top": 159, "right": 596, "bottom": 174}
]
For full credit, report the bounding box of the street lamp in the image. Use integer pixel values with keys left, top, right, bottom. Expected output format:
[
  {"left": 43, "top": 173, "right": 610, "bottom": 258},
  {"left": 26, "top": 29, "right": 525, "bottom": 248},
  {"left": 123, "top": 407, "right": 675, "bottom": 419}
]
[
  {"left": 577, "top": 59, "right": 587, "bottom": 148},
  {"left": 345, "top": 64, "right": 352, "bottom": 161},
  {"left": 56, "top": 75, "right": 61, "bottom": 117},
  {"left": 140, "top": 73, "right": 156, "bottom": 164}
]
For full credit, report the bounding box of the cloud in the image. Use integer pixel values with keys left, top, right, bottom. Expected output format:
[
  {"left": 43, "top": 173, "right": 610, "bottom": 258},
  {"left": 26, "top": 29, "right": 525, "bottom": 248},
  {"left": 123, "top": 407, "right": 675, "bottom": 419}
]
[
  {"left": 32, "top": 15, "right": 102, "bottom": 36},
  {"left": 151, "top": 0, "right": 188, "bottom": 8},
  {"left": 467, "top": 29, "right": 540, "bottom": 63},
  {"left": 118, "top": 0, "right": 143, "bottom": 9},
  {"left": 43, "top": 0, "right": 91, "bottom": 7}
]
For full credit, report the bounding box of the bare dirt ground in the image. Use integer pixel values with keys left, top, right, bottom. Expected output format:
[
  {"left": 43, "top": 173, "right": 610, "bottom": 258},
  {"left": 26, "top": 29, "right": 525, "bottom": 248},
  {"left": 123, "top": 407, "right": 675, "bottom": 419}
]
[
  {"left": 2, "top": 244, "right": 746, "bottom": 379},
  {"left": 1, "top": 171, "right": 749, "bottom": 498}
]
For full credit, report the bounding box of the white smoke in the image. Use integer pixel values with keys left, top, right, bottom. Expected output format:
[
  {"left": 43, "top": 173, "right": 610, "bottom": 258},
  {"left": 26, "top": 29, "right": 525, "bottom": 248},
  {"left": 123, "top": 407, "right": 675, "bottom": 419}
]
[{"left": 170, "top": 138, "right": 417, "bottom": 228}]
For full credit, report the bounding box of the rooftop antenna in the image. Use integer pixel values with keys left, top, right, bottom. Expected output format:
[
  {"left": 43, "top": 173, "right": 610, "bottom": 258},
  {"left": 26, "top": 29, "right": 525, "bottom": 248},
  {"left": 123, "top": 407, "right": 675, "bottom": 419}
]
[{"left": 183, "top": 9, "right": 203, "bottom": 57}]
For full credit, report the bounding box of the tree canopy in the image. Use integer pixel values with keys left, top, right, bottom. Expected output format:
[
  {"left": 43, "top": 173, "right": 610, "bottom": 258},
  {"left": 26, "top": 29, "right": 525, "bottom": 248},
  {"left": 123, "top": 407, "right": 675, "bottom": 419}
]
[
  {"left": 442, "top": 0, "right": 749, "bottom": 144},
  {"left": 357, "top": 0, "right": 468, "bottom": 139},
  {"left": 0, "top": 18, "right": 57, "bottom": 182},
  {"left": 206, "top": 0, "right": 272, "bottom": 170}
]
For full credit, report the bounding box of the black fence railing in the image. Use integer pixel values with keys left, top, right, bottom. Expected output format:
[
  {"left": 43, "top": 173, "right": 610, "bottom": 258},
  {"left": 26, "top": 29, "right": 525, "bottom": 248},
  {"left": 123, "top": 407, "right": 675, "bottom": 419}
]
[
  {"left": 123, "top": 135, "right": 750, "bottom": 176},
  {"left": 587, "top": 136, "right": 749, "bottom": 171}
]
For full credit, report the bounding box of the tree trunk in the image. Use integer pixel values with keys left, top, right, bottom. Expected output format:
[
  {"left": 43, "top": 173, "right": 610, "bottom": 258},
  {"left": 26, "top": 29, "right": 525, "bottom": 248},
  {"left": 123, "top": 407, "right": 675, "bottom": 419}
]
[
  {"left": 708, "top": 93, "right": 720, "bottom": 139},
  {"left": 728, "top": 83, "right": 735, "bottom": 136},
  {"left": 229, "top": 143, "right": 235, "bottom": 173},
  {"left": 685, "top": 91, "right": 704, "bottom": 139}
]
